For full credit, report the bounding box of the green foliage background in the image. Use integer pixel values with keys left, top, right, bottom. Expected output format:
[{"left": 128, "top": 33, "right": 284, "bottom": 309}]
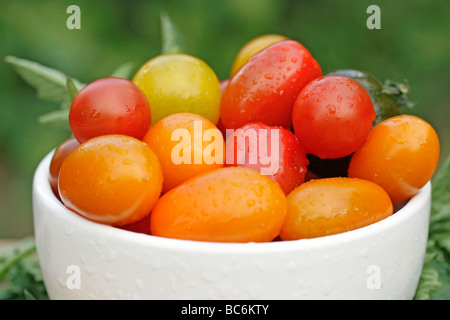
[{"left": 0, "top": 0, "right": 449, "bottom": 239}]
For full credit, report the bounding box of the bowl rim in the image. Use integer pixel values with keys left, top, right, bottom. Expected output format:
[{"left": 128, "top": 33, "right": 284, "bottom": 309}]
[{"left": 33, "top": 149, "right": 431, "bottom": 254}]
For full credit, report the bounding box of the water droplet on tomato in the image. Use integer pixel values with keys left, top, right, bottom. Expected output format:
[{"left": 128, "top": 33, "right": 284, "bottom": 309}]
[
  {"left": 326, "top": 105, "right": 336, "bottom": 114},
  {"left": 90, "top": 110, "right": 101, "bottom": 119}
]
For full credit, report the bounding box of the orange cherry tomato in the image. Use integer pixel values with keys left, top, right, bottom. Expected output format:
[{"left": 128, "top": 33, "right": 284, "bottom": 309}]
[
  {"left": 142, "top": 113, "right": 225, "bottom": 193},
  {"left": 58, "top": 135, "right": 163, "bottom": 226},
  {"left": 49, "top": 137, "right": 80, "bottom": 197},
  {"left": 150, "top": 167, "right": 287, "bottom": 243},
  {"left": 348, "top": 114, "right": 440, "bottom": 205},
  {"left": 280, "top": 177, "right": 393, "bottom": 240}
]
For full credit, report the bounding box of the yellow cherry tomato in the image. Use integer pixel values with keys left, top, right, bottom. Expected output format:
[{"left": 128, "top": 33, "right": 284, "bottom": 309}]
[
  {"left": 132, "top": 53, "right": 222, "bottom": 126},
  {"left": 230, "top": 34, "right": 288, "bottom": 77}
]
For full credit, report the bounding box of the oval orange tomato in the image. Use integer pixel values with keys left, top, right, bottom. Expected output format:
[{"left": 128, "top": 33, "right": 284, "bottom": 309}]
[
  {"left": 150, "top": 167, "right": 287, "bottom": 242},
  {"left": 280, "top": 177, "right": 393, "bottom": 240}
]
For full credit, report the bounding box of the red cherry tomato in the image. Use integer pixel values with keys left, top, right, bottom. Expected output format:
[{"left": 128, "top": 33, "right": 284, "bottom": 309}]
[
  {"left": 292, "top": 75, "right": 376, "bottom": 159},
  {"left": 69, "top": 77, "right": 151, "bottom": 143},
  {"left": 117, "top": 213, "right": 151, "bottom": 235},
  {"left": 221, "top": 40, "right": 322, "bottom": 130},
  {"left": 215, "top": 79, "right": 230, "bottom": 137},
  {"left": 225, "top": 122, "right": 309, "bottom": 195},
  {"left": 219, "top": 79, "right": 229, "bottom": 93}
]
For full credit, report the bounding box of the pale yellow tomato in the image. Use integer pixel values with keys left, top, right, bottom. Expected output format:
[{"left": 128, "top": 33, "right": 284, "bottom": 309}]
[
  {"left": 132, "top": 53, "right": 222, "bottom": 126},
  {"left": 229, "top": 34, "right": 288, "bottom": 77}
]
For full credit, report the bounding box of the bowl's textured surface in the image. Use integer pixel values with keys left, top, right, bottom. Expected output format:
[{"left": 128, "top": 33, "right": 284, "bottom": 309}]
[{"left": 33, "top": 151, "right": 431, "bottom": 300}]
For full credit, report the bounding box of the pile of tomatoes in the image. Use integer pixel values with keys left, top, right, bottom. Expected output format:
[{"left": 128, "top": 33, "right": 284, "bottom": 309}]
[{"left": 49, "top": 35, "right": 440, "bottom": 243}]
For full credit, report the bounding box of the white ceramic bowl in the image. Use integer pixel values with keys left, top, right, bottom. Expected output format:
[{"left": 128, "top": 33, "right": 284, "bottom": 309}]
[{"left": 32, "top": 150, "right": 431, "bottom": 300}]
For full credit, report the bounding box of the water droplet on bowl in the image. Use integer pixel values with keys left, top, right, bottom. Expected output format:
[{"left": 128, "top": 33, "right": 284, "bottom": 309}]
[
  {"left": 135, "top": 278, "right": 145, "bottom": 290},
  {"left": 104, "top": 273, "right": 116, "bottom": 281},
  {"left": 106, "top": 248, "right": 118, "bottom": 262},
  {"left": 359, "top": 248, "right": 369, "bottom": 258},
  {"left": 84, "top": 265, "right": 97, "bottom": 275},
  {"left": 64, "top": 226, "right": 76, "bottom": 236},
  {"left": 321, "top": 279, "right": 333, "bottom": 296}
]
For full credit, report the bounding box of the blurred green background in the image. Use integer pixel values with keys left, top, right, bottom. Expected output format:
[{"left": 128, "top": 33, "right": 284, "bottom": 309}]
[{"left": 0, "top": 0, "right": 449, "bottom": 238}]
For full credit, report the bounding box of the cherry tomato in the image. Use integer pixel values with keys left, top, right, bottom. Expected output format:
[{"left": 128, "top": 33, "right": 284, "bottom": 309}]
[
  {"left": 229, "top": 34, "right": 288, "bottom": 77},
  {"left": 280, "top": 177, "right": 393, "bottom": 240},
  {"left": 69, "top": 77, "right": 151, "bottom": 143},
  {"left": 132, "top": 53, "right": 222, "bottom": 126},
  {"left": 49, "top": 137, "right": 80, "bottom": 197},
  {"left": 117, "top": 213, "right": 151, "bottom": 235},
  {"left": 225, "top": 122, "right": 309, "bottom": 195},
  {"left": 142, "top": 113, "right": 225, "bottom": 193},
  {"left": 215, "top": 79, "right": 230, "bottom": 137},
  {"left": 221, "top": 40, "right": 322, "bottom": 130},
  {"left": 219, "top": 79, "right": 229, "bottom": 93},
  {"left": 58, "top": 135, "right": 163, "bottom": 226},
  {"left": 292, "top": 75, "right": 376, "bottom": 159},
  {"left": 150, "top": 167, "right": 287, "bottom": 243},
  {"left": 348, "top": 114, "right": 440, "bottom": 205}
]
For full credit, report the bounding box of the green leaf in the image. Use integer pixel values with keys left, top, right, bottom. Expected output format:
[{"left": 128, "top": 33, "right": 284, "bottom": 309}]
[
  {"left": 0, "top": 238, "right": 49, "bottom": 300},
  {"left": 5, "top": 55, "right": 84, "bottom": 104},
  {"left": 414, "top": 262, "right": 442, "bottom": 300},
  {"left": 0, "top": 237, "right": 36, "bottom": 281},
  {"left": 415, "top": 152, "right": 450, "bottom": 299},
  {"left": 66, "top": 77, "right": 79, "bottom": 102},
  {"left": 37, "top": 109, "right": 70, "bottom": 130},
  {"left": 325, "top": 69, "right": 412, "bottom": 125},
  {"left": 160, "top": 12, "right": 185, "bottom": 54},
  {"left": 430, "top": 154, "right": 450, "bottom": 223},
  {"left": 23, "top": 289, "right": 37, "bottom": 300},
  {"left": 110, "top": 61, "right": 136, "bottom": 79}
]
